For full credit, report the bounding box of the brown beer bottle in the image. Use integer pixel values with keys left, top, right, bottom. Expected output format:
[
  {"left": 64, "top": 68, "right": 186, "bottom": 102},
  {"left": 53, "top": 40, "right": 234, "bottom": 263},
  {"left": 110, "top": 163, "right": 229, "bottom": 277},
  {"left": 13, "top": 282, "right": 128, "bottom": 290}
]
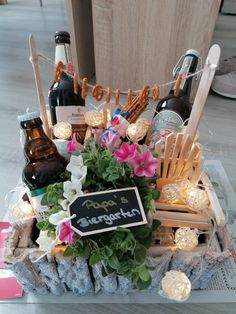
[{"left": 18, "top": 112, "right": 68, "bottom": 217}]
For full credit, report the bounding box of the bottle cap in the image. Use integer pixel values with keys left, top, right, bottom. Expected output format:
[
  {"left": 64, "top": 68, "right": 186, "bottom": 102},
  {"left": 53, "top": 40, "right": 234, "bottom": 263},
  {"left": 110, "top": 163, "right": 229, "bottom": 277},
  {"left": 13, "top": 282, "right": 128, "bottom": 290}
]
[
  {"left": 17, "top": 111, "right": 40, "bottom": 122},
  {"left": 185, "top": 49, "right": 199, "bottom": 58},
  {"left": 55, "top": 31, "right": 70, "bottom": 44}
]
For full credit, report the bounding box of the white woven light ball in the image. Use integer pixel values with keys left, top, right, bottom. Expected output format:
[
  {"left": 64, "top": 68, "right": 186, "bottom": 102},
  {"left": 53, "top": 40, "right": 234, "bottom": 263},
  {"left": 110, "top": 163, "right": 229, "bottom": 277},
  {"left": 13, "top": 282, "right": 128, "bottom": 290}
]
[
  {"left": 161, "top": 270, "right": 191, "bottom": 302},
  {"left": 177, "top": 179, "right": 194, "bottom": 198},
  {"left": 53, "top": 122, "right": 72, "bottom": 140},
  {"left": 84, "top": 110, "right": 104, "bottom": 127},
  {"left": 162, "top": 184, "right": 179, "bottom": 203},
  {"left": 185, "top": 187, "right": 209, "bottom": 211},
  {"left": 175, "top": 227, "right": 199, "bottom": 250}
]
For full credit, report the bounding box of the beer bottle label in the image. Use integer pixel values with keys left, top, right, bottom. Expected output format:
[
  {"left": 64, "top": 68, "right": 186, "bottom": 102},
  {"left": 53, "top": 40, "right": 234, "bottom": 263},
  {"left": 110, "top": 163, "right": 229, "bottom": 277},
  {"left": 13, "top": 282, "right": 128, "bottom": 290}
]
[
  {"left": 56, "top": 106, "right": 85, "bottom": 125},
  {"left": 27, "top": 186, "right": 48, "bottom": 220},
  {"left": 148, "top": 110, "right": 183, "bottom": 148},
  {"left": 56, "top": 106, "right": 87, "bottom": 143}
]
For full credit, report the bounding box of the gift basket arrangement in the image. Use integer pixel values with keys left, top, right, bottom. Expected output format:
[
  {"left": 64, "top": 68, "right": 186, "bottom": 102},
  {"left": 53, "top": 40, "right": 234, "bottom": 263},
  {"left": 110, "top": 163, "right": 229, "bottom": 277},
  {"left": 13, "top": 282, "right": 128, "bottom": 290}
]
[{"left": 3, "top": 32, "right": 233, "bottom": 302}]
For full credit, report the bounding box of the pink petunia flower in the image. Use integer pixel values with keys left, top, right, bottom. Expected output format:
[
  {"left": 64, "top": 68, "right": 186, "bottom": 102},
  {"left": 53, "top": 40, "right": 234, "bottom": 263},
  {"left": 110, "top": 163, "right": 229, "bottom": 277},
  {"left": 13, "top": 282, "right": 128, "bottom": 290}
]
[
  {"left": 114, "top": 143, "right": 137, "bottom": 163},
  {"left": 67, "top": 133, "right": 84, "bottom": 154},
  {"left": 133, "top": 150, "right": 158, "bottom": 177},
  {"left": 59, "top": 221, "right": 74, "bottom": 245}
]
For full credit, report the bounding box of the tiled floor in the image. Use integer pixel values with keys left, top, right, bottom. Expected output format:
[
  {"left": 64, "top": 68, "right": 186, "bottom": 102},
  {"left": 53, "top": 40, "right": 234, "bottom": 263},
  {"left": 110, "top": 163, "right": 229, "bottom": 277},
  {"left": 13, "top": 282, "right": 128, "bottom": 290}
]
[{"left": 0, "top": 0, "right": 236, "bottom": 313}]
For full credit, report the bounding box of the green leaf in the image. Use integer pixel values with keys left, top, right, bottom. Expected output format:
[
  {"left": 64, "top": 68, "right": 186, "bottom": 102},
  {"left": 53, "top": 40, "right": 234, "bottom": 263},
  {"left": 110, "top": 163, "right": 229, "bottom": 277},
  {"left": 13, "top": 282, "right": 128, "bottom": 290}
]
[
  {"left": 136, "top": 276, "right": 152, "bottom": 290},
  {"left": 89, "top": 253, "right": 102, "bottom": 266},
  {"left": 36, "top": 221, "right": 48, "bottom": 231},
  {"left": 104, "top": 246, "right": 113, "bottom": 257},
  {"left": 79, "top": 245, "right": 91, "bottom": 259},
  {"left": 108, "top": 254, "right": 120, "bottom": 270},
  {"left": 152, "top": 219, "right": 161, "bottom": 231},
  {"left": 133, "top": 226, "right": 152, "bottom": 239},
  {"left": 151, "top": 189, "right": 160, "bottom": 200},
  {"left": 138, "top": 266, "right": 151, "bottom": 282},
  {"left": 63, "top": 246, "right": 73, "bottom": 257},
  {"left": 117, "top": 263, "right": 131, "bottom": 275},
  {"left": 134, "top": 243, "right": 146, "bottom": 264},
  {"left": 107, "top": 174, "right": 120, "bottom": 181},
  {"left": 138, "top": 232, "right": 153, "bottom": 249},
  {"left": 41, "top": 194, "right": 48, "bottom": 206},
  {"left": 97, "top": 159, "right": 107, "bottom": 174}
]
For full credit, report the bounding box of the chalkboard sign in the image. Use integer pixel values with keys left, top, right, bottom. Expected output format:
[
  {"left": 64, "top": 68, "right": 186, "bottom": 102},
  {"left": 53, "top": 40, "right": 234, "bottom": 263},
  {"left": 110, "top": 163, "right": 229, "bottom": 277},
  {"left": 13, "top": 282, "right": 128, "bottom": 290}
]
[{"left": 69, "top": 187, "right": 147, "bottom": 236}]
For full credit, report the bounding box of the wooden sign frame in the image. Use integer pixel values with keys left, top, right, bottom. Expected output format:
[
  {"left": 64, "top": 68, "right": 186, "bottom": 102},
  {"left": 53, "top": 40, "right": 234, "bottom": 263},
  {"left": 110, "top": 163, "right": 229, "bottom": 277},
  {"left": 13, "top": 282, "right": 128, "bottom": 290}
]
[{"left": 69, "top": 187, "right": 147, "bottom": 236}]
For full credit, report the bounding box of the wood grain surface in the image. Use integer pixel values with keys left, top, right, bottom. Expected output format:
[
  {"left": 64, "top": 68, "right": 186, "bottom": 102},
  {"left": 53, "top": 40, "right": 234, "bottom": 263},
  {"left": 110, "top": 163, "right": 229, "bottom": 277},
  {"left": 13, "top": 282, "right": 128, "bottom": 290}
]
[
  {"left": 65, "top": 0, "right": 95, "bottom": 79},
  {"left": 92, "top": 0, "right": 220, "bottom": 94}
]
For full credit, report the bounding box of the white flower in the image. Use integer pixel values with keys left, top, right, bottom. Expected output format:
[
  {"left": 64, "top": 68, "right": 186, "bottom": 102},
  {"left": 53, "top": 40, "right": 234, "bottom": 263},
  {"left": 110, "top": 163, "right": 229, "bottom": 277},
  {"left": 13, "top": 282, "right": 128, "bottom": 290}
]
[
  {"left": 67, "top": 155, "right": 87, "bottom": 183},
  {"left": 59, "top": 192, "right": 83, "bottom": 211},
  {"left": 63, "top": 180, "right": 82, "bottom": 199},
  {"left": 36, "top": 231, "right": 56, "bottom": 252},
  {"left": 67, "top": 155, "right": 84, "bottom": 173},
  {"left": 59, "top": 198, "right": 70, "bottom": 211},
  {"left": 49, "top": 211, "right": 69, "bottom": 225},
  {"left": 71, "top": 166, "right": 87, "bottom": 183}
]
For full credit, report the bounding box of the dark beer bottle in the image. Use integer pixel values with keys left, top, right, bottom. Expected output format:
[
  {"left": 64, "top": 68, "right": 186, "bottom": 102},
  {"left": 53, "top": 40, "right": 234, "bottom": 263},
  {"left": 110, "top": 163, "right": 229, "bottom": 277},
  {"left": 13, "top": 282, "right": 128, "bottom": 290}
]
[
  {"left": 48, "top": 31, "right": 87, "bottom": 143},
  {"left": 18, "top": 112, "right": 68, "bottom": 218},
  {"left": 146, "top": 49, "right": 199, "bottom": 148}
]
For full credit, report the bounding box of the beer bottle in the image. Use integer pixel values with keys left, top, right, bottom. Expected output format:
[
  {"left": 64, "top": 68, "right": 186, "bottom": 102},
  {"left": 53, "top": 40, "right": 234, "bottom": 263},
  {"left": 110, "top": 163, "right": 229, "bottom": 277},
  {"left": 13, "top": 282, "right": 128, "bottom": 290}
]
[
  {"left": 146, "top": 49, "right": 199, "bottom": 148},
  {"left": 18, "top": 111, "right": 68, "bottom": 218},
  {"left": 48, "top": 31, "right": 87, "bottom": 143}
]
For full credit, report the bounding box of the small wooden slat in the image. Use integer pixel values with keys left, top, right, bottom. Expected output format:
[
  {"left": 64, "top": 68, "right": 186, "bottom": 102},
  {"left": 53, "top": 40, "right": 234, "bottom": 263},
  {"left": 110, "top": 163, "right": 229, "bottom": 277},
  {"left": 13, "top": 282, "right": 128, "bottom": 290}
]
[
  {"left": 155, "top": 201, "right": 192, "bottom": 212},
  {"left": 191, "top": 153, "right": 202, "bottom": 184},
  {"left": 201, "top": 173, "right": 226, "bottom": 226},
  {"left": 155, "top": 139, "right": 162, "bottom": 176},
  {"left": 162, "top": 133, "right": 174, "bottom": 178},
  {"left": 168, "top": 133, "right": 184, "bottom": 178},
  {"left": 174, "top": 135, "right": 193, "bottom": 177},
  {"left": 180, "top": 143, "right": 200, "bottom": 177},
  {"left": 154, "top": 210, "right": 210, "bottom": 230}
]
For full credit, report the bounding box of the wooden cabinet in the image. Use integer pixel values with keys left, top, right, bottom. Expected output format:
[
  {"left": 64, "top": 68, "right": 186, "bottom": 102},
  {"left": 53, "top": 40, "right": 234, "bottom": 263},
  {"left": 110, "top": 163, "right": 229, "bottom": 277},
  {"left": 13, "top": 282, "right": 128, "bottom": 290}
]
[{"left": 67, "top": 0, "right": 220, "bottom": 95}]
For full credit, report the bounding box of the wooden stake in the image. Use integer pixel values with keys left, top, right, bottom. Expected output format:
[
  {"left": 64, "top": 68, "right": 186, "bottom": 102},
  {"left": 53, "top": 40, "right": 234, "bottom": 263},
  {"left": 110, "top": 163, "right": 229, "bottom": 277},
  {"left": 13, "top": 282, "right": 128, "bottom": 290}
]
[
  {"left": 185, "top": 44, "right": 220, "bottom": 141},
  {"left": 29, "top": 34, "right": 50, "bottom": 137}
]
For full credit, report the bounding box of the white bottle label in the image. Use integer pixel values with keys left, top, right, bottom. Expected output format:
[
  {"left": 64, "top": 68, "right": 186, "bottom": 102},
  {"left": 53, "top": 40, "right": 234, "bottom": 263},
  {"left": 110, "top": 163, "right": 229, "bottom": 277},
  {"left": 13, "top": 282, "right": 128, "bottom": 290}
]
[
  {"left": 55, "top": 43, "right": 72, "bottom": 65},
  {"left": 56, "top": 106, "right": 85, "bottom": 125},
  {"left": 148, "top": 110, "right": 183, "bottom": 148},
  {"left": 26, "top": 186, "right": 48, "bottom": 220}
]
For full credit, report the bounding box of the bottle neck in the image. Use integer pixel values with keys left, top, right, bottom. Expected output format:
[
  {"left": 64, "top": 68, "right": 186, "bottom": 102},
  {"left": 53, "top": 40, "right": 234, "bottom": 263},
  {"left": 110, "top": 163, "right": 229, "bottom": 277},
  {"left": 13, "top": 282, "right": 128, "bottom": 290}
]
[
  {"left": 23, "top": 124, "right": 57, "bottom": 162},
  {"left": 172, "top": 54, "right": 198, "bottom": 100},
  {"left": 24, "top": 126, "right": 47, "bottom": 140},
  {"left": 55, "top": 43, "right": 74, "bottom": 74}
]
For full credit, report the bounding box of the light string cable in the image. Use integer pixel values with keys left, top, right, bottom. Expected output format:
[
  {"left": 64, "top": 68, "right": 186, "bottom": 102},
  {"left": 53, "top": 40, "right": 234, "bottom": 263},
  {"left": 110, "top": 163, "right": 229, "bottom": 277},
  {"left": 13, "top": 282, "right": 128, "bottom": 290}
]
[{"left": 36, "top": 52, "right": 204, "bottom": 97}]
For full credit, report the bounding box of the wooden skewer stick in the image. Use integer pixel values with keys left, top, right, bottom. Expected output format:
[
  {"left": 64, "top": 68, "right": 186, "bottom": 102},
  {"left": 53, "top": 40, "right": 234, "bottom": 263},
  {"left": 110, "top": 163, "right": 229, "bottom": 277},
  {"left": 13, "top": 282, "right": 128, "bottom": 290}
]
[
  {"left": 185, "top": 44, "right": 221, "bottom": 141},
  {"left": 29, "top": 34, "right": 50, "bottom": 137}
]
